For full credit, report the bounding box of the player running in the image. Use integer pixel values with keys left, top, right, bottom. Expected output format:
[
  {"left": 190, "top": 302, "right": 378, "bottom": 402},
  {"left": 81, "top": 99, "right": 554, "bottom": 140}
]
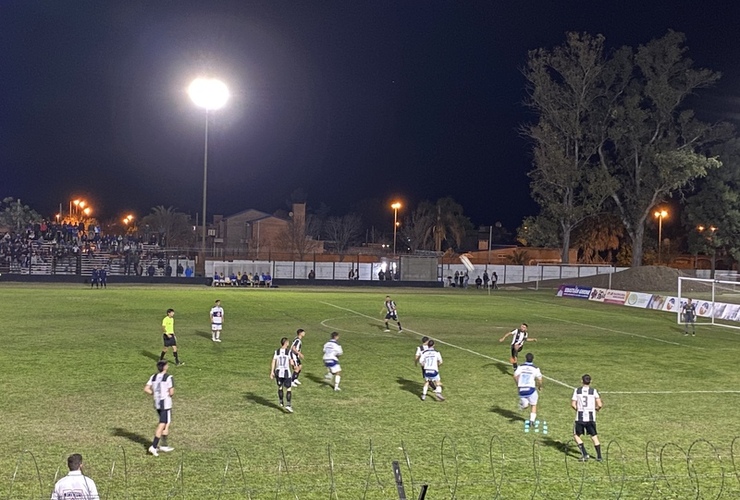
[
  {"left": 270, "top": 337, "right": 296, "bottom": 412},
  {"left": 499, "top": 323, "right": 536, "bottom": 370},
  {"left": 210, "top": 299, "right": 224, "bottom": 342},
  {"left": 419, "top": 340, "right": 445, "bottom": 401},
  {"left": 514, "top": 352, "right": 543, "bottom": 427},
  {"left": 323, "top": 332, "right": 343, "bottom": 391},
  {"left": 382, "top": 295, "right": 403, "bottom": 332}
]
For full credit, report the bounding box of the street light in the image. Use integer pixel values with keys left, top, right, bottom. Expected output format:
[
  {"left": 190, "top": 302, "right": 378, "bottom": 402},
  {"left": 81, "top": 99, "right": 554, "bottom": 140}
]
[
  {"left": 391, "top": 202, "right": 402, "bottom": 255},
  {"left": 654, "top": 209, "right": 668, "bottom": 264},
  {"left": 697, "top": 225, "right": 718, "bottom": 278},
  {"left": 189, "top": 77, "right": 230, "bottom": 257}
]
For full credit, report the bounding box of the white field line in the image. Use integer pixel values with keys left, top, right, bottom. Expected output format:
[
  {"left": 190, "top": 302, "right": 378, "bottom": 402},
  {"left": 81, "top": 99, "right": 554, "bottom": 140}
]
[
  {"left": 532, "top": 314, "right": 706, "bottom": 350},
  {"left": 320, "top": 301, "right": 575, "bottom": 390},
  {"left": 603, "top": 390, "right": 740, "bottom": 395}
]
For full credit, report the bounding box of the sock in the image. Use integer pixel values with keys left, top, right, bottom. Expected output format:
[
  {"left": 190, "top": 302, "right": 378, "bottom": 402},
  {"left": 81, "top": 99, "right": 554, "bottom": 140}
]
[
  {"left": 578, "top": 443, "right": 587, "bottom": 457},
  {"left": 513, "top": 363, "right": 518, "bottom": 370},
  {"left": 278, "top": 389, "right": 284, "bottom": 405},
  {"left": 286, "top": 390, "right": 292, "bottom": 405},
  {"left": 216, "top": 332, "right": 220, "bottom": 339},
  {"left": 530, "top": 412, "right": 536, "bottom": 423},
  {"left": 385, "top": 322, "right": 389, "bottom": 329},
  {"left": 430, "top": 381, "right": 436, "bottom": 390},
  {"left": 212, "top": 331, "right": 215, "bottom": 340},
  {"left": 161, "top": 435, "right": 168, "bottom": 446},
  {"left": 159, "top": 351, "right": 165, "bottom": 361},
  {"left": 291, "top": 372, "right": 297, "bottom": 381},
  {"left": 174, "top": 351, "right": 180, "bottom": 364},
  {"left": 595, "top": 444, "right": 602, "bottom": 459},
  {"left": 398, "top": 322, "right": 402, "bottom": 330},
  {"left": 435, "top": 386, "right": 442, "bottom": 395},
  {"left": 422, "top": 385, "right": 429, "bottom": 396},
  {"left": 334, "top": 375, "right": 341, "bottom": 389},
  {"left": 152, "top": 436, "right": 160, "bottom": 449}
]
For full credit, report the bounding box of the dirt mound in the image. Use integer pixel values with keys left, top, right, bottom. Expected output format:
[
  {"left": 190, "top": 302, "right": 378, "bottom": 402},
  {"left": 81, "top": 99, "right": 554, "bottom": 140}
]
[{"left": 543, "top": 266, "right": 691, "bottom": 293}]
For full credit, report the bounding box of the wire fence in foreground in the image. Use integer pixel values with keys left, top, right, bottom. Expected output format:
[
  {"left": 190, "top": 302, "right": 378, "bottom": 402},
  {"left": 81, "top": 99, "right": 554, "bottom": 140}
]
[{"left": 6, "top": 435, "right": 740, "bottom": 499}]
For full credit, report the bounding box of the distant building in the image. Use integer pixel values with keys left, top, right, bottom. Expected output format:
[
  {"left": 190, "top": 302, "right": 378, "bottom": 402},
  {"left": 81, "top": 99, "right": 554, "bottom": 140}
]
[{"left": 205, "top": 203, "right": 323, "bottom": 258}]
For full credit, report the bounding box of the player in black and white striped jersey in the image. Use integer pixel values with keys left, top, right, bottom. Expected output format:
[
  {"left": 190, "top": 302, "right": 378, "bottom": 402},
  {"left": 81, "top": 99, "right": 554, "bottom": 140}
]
[
  {"left": 571, "top": 374, "right": 604, "bottom": 462},
  {"left": 270, "top": 337, "right": 296, "bottom": 413},
  {"left": 499, "top": 323, "right": 537, "bottom": 371},
  {"left": 290, "top": 329, "right": 305, "bottom": 387},
  {"left": 144, "top": 360, "right": 175, "bottom": 457}
]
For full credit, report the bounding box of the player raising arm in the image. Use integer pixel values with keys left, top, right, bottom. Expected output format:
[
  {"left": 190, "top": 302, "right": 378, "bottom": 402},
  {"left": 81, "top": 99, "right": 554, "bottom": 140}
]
[{"left": 499, "top": 323, "right": 536, "bottom": 370}]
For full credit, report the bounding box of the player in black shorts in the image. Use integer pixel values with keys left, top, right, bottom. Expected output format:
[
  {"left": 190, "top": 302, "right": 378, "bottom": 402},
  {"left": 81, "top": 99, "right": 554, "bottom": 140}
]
[
  {"left": 290, "top": 329, "right": 305, "bottom": 387},
  {"left": 571, "top": 374, "right": 604, "bottom": 462},
  {"left": 270, "top": 337, "right": 296, "bottom": 413},
  {"left": 383, "top": 296, "right": 402, "bottom": 332}
]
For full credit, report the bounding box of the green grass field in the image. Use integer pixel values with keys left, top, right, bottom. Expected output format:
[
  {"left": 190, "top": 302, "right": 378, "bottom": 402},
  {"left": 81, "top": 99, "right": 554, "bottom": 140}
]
[{"left": 1, "top": 283, "right": 739, "bottom": 499}]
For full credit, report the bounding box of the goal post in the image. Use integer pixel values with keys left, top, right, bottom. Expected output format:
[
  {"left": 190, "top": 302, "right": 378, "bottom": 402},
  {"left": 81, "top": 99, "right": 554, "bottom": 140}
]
[{"left": 677, "top": 276, "right": 740, "bottom": 331}]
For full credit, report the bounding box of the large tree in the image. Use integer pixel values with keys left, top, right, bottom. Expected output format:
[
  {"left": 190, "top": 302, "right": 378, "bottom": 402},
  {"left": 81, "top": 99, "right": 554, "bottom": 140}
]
[
  {"left": 324, "top": 213, "right": 362, "bottom": 258},
  {"left": 523, "top": 32, "right": 618, "bottom": 263},
  {"left": 139, "top": 206, "right": 195, "bottom": 248},
  {"left": 598, "top": 31, "right": 727, "bottom": 266},
  {"left": 684, "top": 137, "right": 740, "bottom": 274},
  {"left": 399, "top": 202, "right": 435, "bottom": 252}
]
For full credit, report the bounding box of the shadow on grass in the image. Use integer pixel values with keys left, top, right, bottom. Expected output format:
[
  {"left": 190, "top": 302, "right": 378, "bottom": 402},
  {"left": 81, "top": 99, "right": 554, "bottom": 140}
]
[
  {"left": 140, "top": 350, "right": 160, "bottom": 362},
  {"left": 194, "top": 330, "right": 212, "bottom": 340},
  {"left": 537, "top": 436, "right": 582, "bottom": 458},
  {"left": 485, "top": 362, "right": 511, "bottom": 376},
  {"left": 490, "top": 405, "right": 524, "bottom": 422},
  {"left": 368, "top": 322, "right": 387, "bottom": 331},
  {"left": 304, "top": 372, "right": 331, "bottom": 388},
  {"left": 396, "top": 377, "right": 423, "bottom": 396},
  {"left": 245, "top": 392, "right": 282, "bottom": 410},
  {"left": 111, "top": 428, "right": 150, "bottom": 449}
]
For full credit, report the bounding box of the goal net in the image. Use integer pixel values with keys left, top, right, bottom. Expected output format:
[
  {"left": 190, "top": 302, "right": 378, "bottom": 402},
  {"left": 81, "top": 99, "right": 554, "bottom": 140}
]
[{"left": 677, "top": 276, "right": 740, "bottom": 331}]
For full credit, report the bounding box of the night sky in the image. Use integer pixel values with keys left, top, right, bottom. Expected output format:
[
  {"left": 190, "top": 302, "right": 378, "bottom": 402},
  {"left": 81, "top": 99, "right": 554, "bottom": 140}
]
[{"left": 2, "top": 1, "right": 739, "bottom": 231}]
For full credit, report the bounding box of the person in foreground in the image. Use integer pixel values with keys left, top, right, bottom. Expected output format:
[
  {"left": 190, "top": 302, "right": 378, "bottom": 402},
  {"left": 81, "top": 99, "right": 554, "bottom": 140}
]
[{"left": 51, "top": 454, "right": 99, "bottom": 500}]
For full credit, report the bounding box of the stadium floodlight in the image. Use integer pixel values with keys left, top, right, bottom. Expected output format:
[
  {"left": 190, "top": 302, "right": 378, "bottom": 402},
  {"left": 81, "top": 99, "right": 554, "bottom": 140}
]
[
  {"left": 391, "top": 202, "right": 402, "bottom": 255},
  {"left": 654, "top": 209, "right": 668, "bottom": 264},
  {"left": 189, "top": 77, "right": 230, "bottom": 258}
]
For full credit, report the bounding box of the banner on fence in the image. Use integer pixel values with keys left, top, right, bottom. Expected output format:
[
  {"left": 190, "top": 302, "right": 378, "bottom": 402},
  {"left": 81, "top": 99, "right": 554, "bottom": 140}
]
[
  {"left": 625, "top": 292, "right": 652, "bottom": 308},
  {"left": 556, "top": 285, "right": 592, "bottom": 299}
]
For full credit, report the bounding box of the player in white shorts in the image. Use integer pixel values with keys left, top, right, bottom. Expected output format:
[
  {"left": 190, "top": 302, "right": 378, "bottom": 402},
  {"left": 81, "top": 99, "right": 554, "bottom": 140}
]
[
  {"left": 514, "top": 352, "right": 543, "bottom": 427},
  {"left": 322, "top": 332, "right": 343, "bottom": 391},
  {"left": 419, "top": 340, "right": 445, "bottom": 401},
  {"left": 210, "top": 299, "right": 224, "bottom": 342}
]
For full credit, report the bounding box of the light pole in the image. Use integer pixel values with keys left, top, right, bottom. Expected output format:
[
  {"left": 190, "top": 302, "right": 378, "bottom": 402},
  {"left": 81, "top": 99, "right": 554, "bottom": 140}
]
[
  {"left": 654, "top": 209, "right": 668, "bottom": 264},
  {"left": 189, "top": 77, "right": 230, "bottom": 257},
  {"left": 391, "top": 202, "right": 401, "bottom": 255}
]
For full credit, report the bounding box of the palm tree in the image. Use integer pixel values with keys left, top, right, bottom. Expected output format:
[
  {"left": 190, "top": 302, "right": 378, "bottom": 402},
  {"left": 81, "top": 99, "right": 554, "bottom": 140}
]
[
  {"left": 139, "top": 206, "right": 195, "bottom": 248},
  {"left": 432, "top": 197, "right": 472, "bottom": 252}
]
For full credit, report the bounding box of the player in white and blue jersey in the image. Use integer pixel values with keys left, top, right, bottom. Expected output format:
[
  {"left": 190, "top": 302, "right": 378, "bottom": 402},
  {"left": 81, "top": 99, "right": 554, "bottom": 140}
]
[
  {"left": 322, "top": 332, "right": 343, "bottom": 391},
  {"left": 514, "top": 352, "right": 543, "bottom": 427},
  {"left": 419, "top": 340, "right": 445, "bottom": 401},
  {"left": 210, "top": 299, "right": 224, "bottom": 342}
]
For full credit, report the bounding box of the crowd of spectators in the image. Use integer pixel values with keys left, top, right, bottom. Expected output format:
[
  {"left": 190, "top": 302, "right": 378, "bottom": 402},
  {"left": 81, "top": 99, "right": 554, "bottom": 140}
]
[
  {"left": 212, "top": 271, "right": 272, "bottom": 287},
  {"left": 0, "top": 219, "right": 175, "bottom": 275}
]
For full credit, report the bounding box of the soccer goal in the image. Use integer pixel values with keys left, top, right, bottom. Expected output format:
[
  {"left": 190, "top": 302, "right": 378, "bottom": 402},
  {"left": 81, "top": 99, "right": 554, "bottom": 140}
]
[{"left": 677, "top": 276, "right": 740, "bottom": 331}]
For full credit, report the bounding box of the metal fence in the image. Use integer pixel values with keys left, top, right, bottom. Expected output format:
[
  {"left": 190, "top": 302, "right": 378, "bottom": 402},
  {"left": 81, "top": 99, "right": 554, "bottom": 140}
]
[{"left": 7, "top": 435, "right": 740, "bottom": 499}]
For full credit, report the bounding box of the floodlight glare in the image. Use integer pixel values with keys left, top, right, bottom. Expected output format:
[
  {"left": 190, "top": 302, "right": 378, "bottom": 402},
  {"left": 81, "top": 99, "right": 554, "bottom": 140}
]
[{"left": 188, "top": 78, "right": 230, "bottom": 110}]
